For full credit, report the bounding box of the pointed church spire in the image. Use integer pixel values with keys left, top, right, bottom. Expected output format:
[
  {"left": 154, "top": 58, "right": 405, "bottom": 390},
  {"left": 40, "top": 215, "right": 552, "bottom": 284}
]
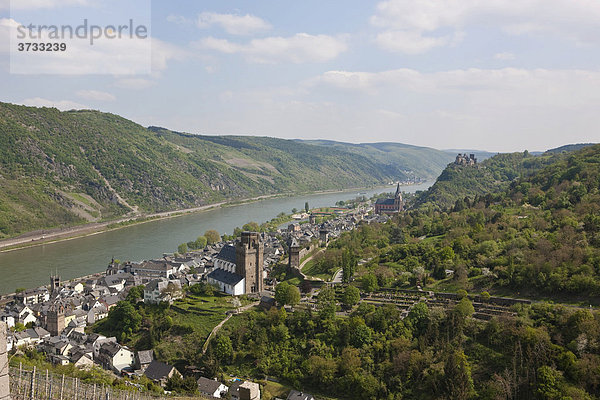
[{"left": 395, "top": 182, "right": 401, "bottom": 198}]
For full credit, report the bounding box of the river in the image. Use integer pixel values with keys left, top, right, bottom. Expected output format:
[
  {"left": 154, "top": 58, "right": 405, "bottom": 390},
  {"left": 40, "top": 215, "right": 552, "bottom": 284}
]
[{"left": 0, "top": 183, "right": 430, "bottom": 294}]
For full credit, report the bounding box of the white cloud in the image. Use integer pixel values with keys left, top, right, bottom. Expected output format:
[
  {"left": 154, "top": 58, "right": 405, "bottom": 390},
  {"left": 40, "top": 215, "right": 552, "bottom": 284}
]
[
  {"left": 375, "top": 30, "right": 452, "bottom": 54},
  {"left": 151, "top": 38, "right": 189, "bottom": 72},
  {"left": 20, "top": 97, "right": 88, "bottom": 110},
  {"left": 76, "top": 90, "right": 115, "bottom": 101},
  {"left": 370, "top": 0, "right": 600, "bottom": 53},
  {"left": 313, "top": 67, "right": 600, "bottom": 105},
  {"left": 196, "top": 12, "right": 271, "bottom": 36},
  {"left": 166, "top": 15, "right": 191, "bottom": 26},
  {"left": 195, "top": 33, "right": 347, "bottom": 64},
  {"left": 0, "top": 0, "right": 89, "bottom": 11},
  {"left": 0, "top": 18, "right": 18, "bottom": 54},
  {"left": 494, "top": 52, "right": 515, "bottom": 60},
  {"left": 296, "top": 67, "right": 600, "bottom": 149},
  {"left": 113, "top": 78, "right": 155, "bottom": 90}
]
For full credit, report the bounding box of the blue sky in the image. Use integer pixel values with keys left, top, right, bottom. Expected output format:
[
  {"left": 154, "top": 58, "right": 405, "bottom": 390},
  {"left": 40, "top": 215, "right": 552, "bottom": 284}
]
[{"left": 1, "top": 0, "right": 600, "bottom": 152}]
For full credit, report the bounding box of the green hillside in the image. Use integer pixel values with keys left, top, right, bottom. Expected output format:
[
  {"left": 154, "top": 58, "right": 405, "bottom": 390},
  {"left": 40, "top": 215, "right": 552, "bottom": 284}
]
[
  {"left": 297, "top": 139, "right": 454, "bottom": 181},
  {"left": 415, "top": 151, "right": 567, "bottom": 209},
  {"left": 0, "top": 102, "right": 433, "bottom": 239}
]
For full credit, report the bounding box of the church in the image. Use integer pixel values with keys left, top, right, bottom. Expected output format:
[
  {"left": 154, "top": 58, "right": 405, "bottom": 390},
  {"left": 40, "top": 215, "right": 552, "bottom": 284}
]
[
  {"left": 374, "top": 183, "right": 403, "bottom": 215},
  {"left": 207, "top": 231, "right": 264, "bottom": 295}
]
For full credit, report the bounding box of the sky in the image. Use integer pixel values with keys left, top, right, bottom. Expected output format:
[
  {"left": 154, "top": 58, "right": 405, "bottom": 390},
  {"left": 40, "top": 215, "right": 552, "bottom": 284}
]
[{"left": 1, "top": 0, "right": 600, "bottom": 152}]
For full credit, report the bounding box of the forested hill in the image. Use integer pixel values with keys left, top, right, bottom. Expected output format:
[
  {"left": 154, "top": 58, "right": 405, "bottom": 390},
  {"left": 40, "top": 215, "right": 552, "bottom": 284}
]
[
  {"left": 0, "top": 102, "right": 441, "bottom": 239},
  {"left": 297, "top": 139, "right": 454, "bottom": 181},
  {"left": 414, "top": 151, "right": 568, "bottom": 209}
]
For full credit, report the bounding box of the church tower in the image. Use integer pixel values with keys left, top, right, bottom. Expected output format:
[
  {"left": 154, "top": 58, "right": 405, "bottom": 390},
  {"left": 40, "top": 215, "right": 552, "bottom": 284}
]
[
  {"left": 50, "top": 274, "right": 60, "bottom": 295},
  {"left": 394, "top": 183, "right": 403, "bottom": 212},
  {"left": 47, "top": 303, "right": 65, "bottom": 336},
  {"left": 235, "top": 232, "right": 264, "bottom": 294}
]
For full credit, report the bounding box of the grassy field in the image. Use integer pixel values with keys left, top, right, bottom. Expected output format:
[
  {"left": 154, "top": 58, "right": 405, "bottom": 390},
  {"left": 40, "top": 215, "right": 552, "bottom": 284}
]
[
  {"left": 301, "top": 260, "right": 331, "bottom": 281},
  {"left": 131, "top": 293, "right": 237, "bottom": 367},
  {"left": 169, "top": 293, "right": 235, "bottom": 338}
]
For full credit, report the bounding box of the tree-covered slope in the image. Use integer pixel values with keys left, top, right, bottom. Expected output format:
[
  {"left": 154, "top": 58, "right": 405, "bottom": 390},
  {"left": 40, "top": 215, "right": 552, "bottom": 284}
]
[
  {"left": 389, "top": 143, "right": 600, "bottom": 299},
  {"left": 0, "top": 102, "right": 409, "bottom": 239},
  {"left": 297, "top": 139, "right": 455, "bottom": 181},
  {"left": 415, "top": 151, "right": 566, "bottom": 209}
]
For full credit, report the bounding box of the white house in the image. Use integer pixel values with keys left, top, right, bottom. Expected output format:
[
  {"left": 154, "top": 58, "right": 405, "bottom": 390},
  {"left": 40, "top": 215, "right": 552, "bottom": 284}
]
[
  {"left": 0, "top": 313, "right": 15, "bottom": 328},
  {"left": 66, "top": 282, "right": 85, "bottom": 293},
  {"left": 15, "top": 288, "right": 50, "bottom": 305},
  {"left": 97, "top": 342, "right": 135, "bottom": 373},
  {"left": 197, "top": 377, "right": 228, "bottom": 399},
  {"left": 87, "top": 306, "right": 108, "bottom": 324},
  {"left": 91, "top": 335, "right": 113, "bottom": 359},
  {"left": 143, "top": 279, "right": 182, "bottom": 305},
  {"left": 206, "top": 269, "right": 245, "bottom": 296}
]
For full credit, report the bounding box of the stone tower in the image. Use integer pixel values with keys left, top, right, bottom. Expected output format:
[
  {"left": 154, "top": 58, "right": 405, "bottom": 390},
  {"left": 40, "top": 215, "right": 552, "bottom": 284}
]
[
  {"left": 50, "top": 274, "right": 60, "bottom": 295},
  {"left": 394, "top": 183, "right": 403, "bottom": 212},
  {"left": 235, "top": 232, "right": 264, "bottom": 294},
  {"left": 288, "top": 237, "right": 300, "bottom": 269},
  {"left": 47, "top": 303, "right": 65, "bottom": 336},
  {"left": 319, "top": 229, "right": 329, "bottom": 246}
]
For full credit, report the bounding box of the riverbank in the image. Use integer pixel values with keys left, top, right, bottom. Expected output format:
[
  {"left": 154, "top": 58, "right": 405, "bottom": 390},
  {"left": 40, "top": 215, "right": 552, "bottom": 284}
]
[{"left": 0, "top": 184, "right": 400, "bottom": 253}]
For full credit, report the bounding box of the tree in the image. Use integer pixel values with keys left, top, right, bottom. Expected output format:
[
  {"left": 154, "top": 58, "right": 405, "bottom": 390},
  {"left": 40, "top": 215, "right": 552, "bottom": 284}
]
[
  {"left": 480, "top": 291, "right": 491, "bottom": 302},
  {"left": 305, "top": 202, "right": 310, "bottom": 213},
  {"left": 242, "top": 221, "right": 259, "bottom": 232},
  {"left": 342, "top": 285, "right": 360, "bottom": 308},
  {"left": 126, "top": 285, "right": 144, "bottom": 303},
  {"left": 204, "top": 230, "right": 220, "bottom": 245},
  {"left": 292, "top": 208, "right": 298, "bottom": 213},
  {"left": 12, "top": 323, "right": 25, "bottom": 332},
  {"left": 307, "top": 355, "right": 337, "bottom": 387},
  {"left": 212, "top": 334, "right": 232, "bottom": 362},
  {"left": 177, "top": 243, "right": 188, "bottom": 255},
  {"left": 443, "top": 350, "right": 475, "bottom": 400},
  {"left": 408, "top": 302, "right": 430, "bottom": 334},
  {"left": 300, "top": 280, "right": 313, "bottom": 294},
  {"left": 194, "top": 235, "right": 207, "bottom": 249},
  {"left": 536, "top": 366, "right": 563, "bottom": 400},
  {"left": 342, "top": 248, "right": 357, "bottom": 283},
  {"left": 317, "top": 287, "right": 337, "bottom": 319},
  {"left": 108, "top": 301, "right": 142, "bottom": 340},
  {"left": 455, "top": 297, "right": 475, "bottom": 317},
  {"left": 287, "top": 285, "right": 301, "bottom": 306},
  {"left": 275, "top": 282, "right": 300, "bottom": 306},
  {"left": 275, "top": 282, "right": 290, "bottom": 306},
  {"left": 362, "top": 274, "right": 378, "bottom": 292}
]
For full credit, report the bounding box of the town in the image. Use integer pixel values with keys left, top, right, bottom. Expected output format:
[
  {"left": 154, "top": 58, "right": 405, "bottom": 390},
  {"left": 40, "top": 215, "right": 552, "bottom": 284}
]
[{"left": 0, "top": 191, "right": 396, "bottom": 399}]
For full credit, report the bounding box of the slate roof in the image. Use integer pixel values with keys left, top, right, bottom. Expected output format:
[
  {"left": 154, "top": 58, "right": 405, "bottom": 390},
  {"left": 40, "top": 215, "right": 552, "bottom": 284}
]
[
  {"left": 197, "top": 377, "right": 224, "bottom": 394},
  {"left": 287, "top": 390, "right": 315, "bottom": 400},
  {"left": 137, "top": 349, "right": 154, "bottom": 365},
  {"left": 145, "top": 279, "right": 168, "bottom": 292},
  {"left": 101, "top": 342, "right": 122, "bottom": 357},
  {"left": 215, "top": 244, "right": 237, "bottom": 264},
  {"left": 207, "top": 269, "right": 244, "bottom": 286},
  {"left": 144, "top": 360, "right": 175, "bottom": 381},
  {"left": 375, "top": 198, "right": 395, "bottom": 205}
]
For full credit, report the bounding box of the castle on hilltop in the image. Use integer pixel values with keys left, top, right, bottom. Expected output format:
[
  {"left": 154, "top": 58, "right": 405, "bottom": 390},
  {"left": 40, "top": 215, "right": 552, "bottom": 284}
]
[{"left": 455, "top": 153, "right": 477, "bottom": 166}]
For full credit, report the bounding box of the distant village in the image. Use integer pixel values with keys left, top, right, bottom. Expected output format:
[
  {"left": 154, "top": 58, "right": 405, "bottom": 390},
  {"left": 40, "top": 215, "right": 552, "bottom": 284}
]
[{"left": 0, "top": 189, "right": 403, "bottom": 398}]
